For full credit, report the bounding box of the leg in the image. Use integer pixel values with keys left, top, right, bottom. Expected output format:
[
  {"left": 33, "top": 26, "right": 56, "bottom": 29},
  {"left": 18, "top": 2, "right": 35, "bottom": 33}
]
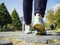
[
  {"left": 23, "top": 0, "right": 33, "bottom": 33},
  {"left": 23, "top": 0, "right": 33, "bottom": 25},
  {"left": 34, "top": 0, "right": 47, "bottom": 17},
  {"left": 33, "top": 0, "right": 47, "bottom": 35}
]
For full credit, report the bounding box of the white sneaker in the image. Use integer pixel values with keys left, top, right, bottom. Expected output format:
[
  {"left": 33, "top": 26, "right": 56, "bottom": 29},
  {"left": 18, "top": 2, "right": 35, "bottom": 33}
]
[
  {"left": 25, "top": 24, "right": 32, "bottom": 34},
  {"left": 33, "top": 15, "right": 46, "bottom": 35}
]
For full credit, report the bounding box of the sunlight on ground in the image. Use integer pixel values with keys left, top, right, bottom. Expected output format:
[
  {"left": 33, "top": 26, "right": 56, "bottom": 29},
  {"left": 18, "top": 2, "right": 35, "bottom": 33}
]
[{"left": 0, "top": 37, "right": 60, "bottom": 45}]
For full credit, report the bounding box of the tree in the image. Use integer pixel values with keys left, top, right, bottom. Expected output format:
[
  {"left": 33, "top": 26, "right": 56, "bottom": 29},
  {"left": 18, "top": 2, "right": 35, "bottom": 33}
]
[
  {"left": 0, "top": 3, "right": 12, "bottom": 30},
  {"left": 54, "top": 5, "right": 60, "bottom": 28},
  {"left": 11, "top": 9, "right": 22, "bottom": 30},
  {"left": 46, "top": 10, "right": 56, "bottom": 23},
  {"left": 46, "top": 4, "right": 60, "bottom": 28}
]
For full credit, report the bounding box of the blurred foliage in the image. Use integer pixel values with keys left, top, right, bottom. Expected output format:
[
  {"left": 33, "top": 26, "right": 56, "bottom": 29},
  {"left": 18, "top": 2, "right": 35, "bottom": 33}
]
[
  {"left": 46, "top": 5, "right": 60, "bottom": 29},
  {"left": 0, "top": 3, "right": 22, "bottom": 31},
  {"left": 11, "top": 9, "right": 22, "bottom": 31},
  {"left": 0, "top": 3, "right": 12, "bottom": 30}
]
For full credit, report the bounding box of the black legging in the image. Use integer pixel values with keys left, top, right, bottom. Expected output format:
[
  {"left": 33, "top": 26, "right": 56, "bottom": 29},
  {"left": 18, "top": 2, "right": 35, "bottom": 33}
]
[{"left": 23, "top": 0, "right": 47, "bottom": 24}]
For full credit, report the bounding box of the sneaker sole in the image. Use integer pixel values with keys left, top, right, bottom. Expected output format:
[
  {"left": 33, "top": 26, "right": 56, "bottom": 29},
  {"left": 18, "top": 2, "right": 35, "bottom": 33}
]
[
  {"left": 25, "top": 31, "right": 32, "bottom": 34},
  {"left": 33, "top": 24, "right": 46, "bottom": 35}
]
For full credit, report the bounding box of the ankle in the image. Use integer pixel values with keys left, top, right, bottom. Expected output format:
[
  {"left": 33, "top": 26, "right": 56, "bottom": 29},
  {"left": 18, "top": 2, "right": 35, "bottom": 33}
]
[
  {"left": 36, "top": 13, "right": 42, "bottom": 18},
  {"left": 25, "top": 24, "right": 31, "bottom": 26}
]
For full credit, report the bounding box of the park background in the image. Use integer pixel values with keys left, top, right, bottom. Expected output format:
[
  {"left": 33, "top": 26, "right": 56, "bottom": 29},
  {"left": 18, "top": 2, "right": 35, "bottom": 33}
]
[
  {"left": 0, "top": 0, "right": 60, "bottom": 31},
  {"left": 0, "top": 0, "right": 60, "bottom": 45}
]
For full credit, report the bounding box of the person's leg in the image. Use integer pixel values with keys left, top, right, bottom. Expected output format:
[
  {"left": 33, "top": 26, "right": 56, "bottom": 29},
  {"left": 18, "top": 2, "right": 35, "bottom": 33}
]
[
  {"left": 34, "top": 0, "right": 47, "bottom": 17},
  {"left": 23, "top": 0, "right": 33, "bottom": 33},
  {"left": 33, "top": 0, "right": 47, "bottom": 35},
  {"left": 23, "top": 0, "right": 33, "bottom": 25}
]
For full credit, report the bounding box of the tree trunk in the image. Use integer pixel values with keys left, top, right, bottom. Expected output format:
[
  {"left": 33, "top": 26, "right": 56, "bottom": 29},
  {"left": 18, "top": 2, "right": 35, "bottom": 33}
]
[
  {"left": 5, "top": 24, "right": 7, "bottom": 31},
  {"left": 1, "top": 25, "right": 3, "bottom": 31}
]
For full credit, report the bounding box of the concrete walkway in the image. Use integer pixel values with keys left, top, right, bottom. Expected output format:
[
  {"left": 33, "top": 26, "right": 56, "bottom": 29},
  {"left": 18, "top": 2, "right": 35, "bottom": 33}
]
[{"left": 0, "top": 31, "right": 60, "bottom": 44}]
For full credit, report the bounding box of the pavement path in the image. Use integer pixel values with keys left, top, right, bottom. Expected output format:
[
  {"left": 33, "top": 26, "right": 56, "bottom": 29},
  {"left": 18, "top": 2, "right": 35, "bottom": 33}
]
[{"left": 0, "top": 31, "right": 60, "bottom": 44}]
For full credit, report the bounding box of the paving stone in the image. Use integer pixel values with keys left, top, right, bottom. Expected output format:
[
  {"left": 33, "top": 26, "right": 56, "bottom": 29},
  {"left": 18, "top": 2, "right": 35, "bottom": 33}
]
[{"left": 0, "top": 31, "right": 60, "bottom": 44}]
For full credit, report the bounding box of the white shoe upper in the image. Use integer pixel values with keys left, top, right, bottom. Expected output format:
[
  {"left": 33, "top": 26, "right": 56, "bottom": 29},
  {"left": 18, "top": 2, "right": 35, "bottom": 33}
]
[
  {"left": 33, "top": 15, "right": 44, "bottom": 27},
  {"left": 25, "top": 15, "right": 45, "bottom": 34},
  {"left": 25, "top": 24, "right": 32, "bottom": 34}
]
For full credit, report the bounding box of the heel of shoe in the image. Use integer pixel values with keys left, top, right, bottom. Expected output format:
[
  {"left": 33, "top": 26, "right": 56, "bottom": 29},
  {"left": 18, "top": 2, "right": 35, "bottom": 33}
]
[{"left": 33, "top": 24, "right": 46, "bottom": 35}]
